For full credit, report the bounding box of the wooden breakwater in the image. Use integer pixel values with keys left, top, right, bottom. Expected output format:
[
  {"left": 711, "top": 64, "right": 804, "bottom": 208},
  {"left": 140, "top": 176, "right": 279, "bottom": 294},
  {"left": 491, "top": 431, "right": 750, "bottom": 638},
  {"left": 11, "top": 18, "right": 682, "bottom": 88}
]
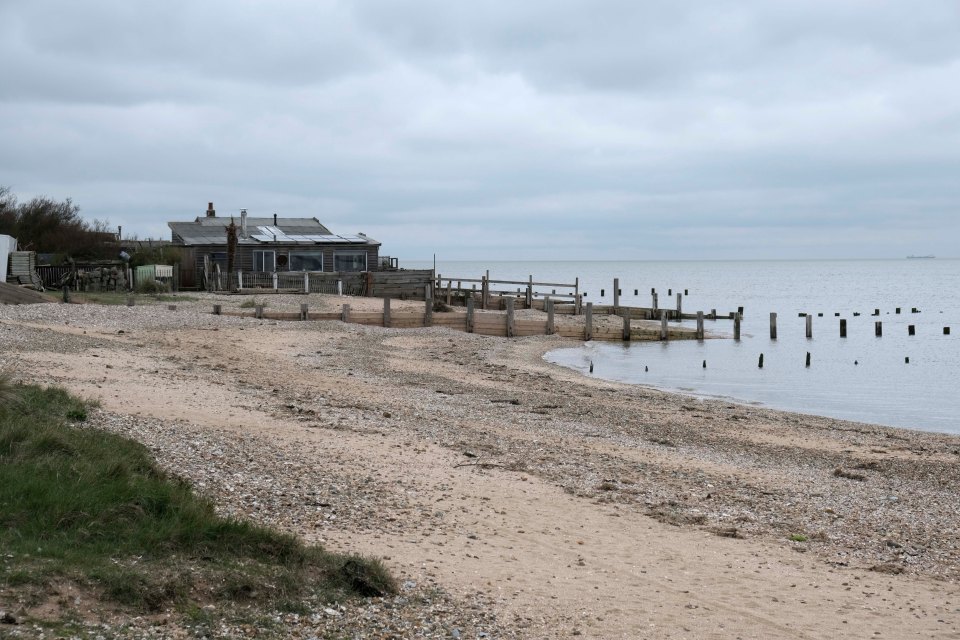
[{"left": 212, "top": 298, "right": 696, "bottom": 342}]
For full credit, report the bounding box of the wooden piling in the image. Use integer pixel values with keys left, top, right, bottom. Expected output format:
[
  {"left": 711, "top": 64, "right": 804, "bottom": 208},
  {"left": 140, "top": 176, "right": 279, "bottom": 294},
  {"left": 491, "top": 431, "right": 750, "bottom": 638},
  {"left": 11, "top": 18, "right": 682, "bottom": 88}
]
[
  {"left": 255, "top": 304, "right": 264, "bottom": 319},
  {"left": 585, "top": 302, "right": 593, "bottom": 341},
  {"left": 733, "top": 312, "right": 741, "bottom": 341},
  {"left": 300, "top": 303, "right": 309, "bottom": 321},
  {"left": 526, "top": 275, "right": 533, "bottom": 309},
  {"left": 696, "top": 311, "right": 704, "bottom": 340},
  {"left": 62, "top": 286, "right": 70, "bottom": 303},
  {"left": 805, "top": 315, "right": 813, "bottom": 339},
  {"left": 676, "top": 293, "right": 682, "bottom": 317},
  {"left": 758, "top": 353, "right": 764, "bottom": 368},
  {"left": 213, "top": 304, "right": 221, "bottom": 315},
  {"left": 668, "top": 288, "right": 672, "bottom": 296},
  {"left": 424, "top": 298, "right": 433, "bottom": 327},
  {"left": 805, "top": 352, "right": 811, "bottom": 367},
  {"left": 895, "top": 308, "right": 901, "bottom": 314},
  {"left": 466, "top": 297, "right": 475, "bottom": 333},
  {"left": 908, "top": 325, "right": 915, "bottom": 336},
  {"left": 660, "top": 310, "right": 668, "bottom": 341},
  {"left": 840, "top": 319, "right": 847, "bottom": 338},
  {"left": 382, "top": 298, "right": 391, "bottom": 327},
  {"left": 710, "top": 309, "right": 717, "bottom": 320},
  {"left": 613, "top": 278, "right": 620, "bottom": 312},
  {"left": 945, "top": 327, "right": 951, "bottom": 335},
  {"left": 875, "top": 321, "right": 883, "bottom": 336},
  {"left": 622, "top": 312, "right": 631, "bottom": 341},
  {"left": 446, "top": 280, "right": 453, "bottom": 305},
  {"left": 546, "top": 299, "right": 555, "bottom": 335},
  {"left": 341, "top": 304, "right": 349, "bottom": 323},
  {"left": 481, "top": 273, "right": 489, "bottom": 310},
  {"left": 769, "top": 312, "right": 777, "bottom": 339},
  {"left": 652, "top": 292, "right": 659, "bottom": 313},
  {"left": 126, "top": 295, "right": 134, "bottom": 307},
  {"left": 505, "top": 298, "right": 515, "bottom": 338}
]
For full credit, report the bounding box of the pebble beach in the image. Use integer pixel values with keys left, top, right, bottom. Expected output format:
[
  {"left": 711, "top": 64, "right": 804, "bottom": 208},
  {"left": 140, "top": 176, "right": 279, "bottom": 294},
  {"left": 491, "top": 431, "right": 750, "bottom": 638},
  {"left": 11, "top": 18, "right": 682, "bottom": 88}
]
[{"left": 2, "top": 292, "right": 959, "bottom": 639}]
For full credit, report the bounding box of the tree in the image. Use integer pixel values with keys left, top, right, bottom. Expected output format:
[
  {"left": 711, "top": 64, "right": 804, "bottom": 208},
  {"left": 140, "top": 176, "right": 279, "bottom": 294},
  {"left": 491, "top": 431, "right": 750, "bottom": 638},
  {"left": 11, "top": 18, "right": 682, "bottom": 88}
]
[
  {"left": 0, "top": 186, "right": 114, "bottom": 259},
  {"left": 225, "top": 217, "right": 238, "bottom": 275}
]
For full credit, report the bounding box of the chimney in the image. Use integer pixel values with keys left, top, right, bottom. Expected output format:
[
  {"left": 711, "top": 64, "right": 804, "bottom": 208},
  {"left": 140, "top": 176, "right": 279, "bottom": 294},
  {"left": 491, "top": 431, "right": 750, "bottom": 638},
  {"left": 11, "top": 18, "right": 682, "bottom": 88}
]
[
  {"left": 206, "top": 202, "right": 216, "bottom": 217},
  {"left": 240, "top": 209, "right": 248, "bottom": 238},
  {"left": 273, "top": 213, "right": 278, "bottom": 226}
]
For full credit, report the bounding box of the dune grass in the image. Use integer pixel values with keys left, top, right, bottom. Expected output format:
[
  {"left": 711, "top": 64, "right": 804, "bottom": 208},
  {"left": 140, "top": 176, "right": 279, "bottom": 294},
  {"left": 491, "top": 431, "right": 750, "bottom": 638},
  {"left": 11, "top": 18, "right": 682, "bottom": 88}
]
[{"left": 0, "top": 383, "right": 394, "bottom": 625}]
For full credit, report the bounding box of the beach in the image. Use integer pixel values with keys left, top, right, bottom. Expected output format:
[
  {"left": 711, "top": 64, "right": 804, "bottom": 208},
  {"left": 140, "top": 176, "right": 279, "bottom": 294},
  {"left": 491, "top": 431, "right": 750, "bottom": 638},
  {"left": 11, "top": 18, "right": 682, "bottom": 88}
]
[{"left": 2, "top": 292, "right": 959, "bottom": 639}]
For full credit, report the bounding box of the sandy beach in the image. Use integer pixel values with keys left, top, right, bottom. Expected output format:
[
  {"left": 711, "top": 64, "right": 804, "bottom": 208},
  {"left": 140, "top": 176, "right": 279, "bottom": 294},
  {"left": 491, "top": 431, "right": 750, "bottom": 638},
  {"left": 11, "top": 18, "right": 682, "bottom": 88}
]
[{"left": 2, "top": 292, "right": 959, "bottom": 639}]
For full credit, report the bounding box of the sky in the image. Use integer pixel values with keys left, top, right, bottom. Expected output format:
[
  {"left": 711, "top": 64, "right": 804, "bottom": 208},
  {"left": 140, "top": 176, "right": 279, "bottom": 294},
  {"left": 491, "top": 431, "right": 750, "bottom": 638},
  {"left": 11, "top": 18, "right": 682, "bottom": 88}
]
[{"left": 1, "top": 0, "right": 958, "bottom": 260}]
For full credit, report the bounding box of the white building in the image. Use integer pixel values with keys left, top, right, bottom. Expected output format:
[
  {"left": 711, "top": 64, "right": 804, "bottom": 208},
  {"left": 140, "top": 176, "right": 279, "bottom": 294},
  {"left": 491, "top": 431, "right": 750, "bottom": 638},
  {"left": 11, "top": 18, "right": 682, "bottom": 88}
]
[{"left": 0, "top": 234, "right": 16, "bottom": 283}]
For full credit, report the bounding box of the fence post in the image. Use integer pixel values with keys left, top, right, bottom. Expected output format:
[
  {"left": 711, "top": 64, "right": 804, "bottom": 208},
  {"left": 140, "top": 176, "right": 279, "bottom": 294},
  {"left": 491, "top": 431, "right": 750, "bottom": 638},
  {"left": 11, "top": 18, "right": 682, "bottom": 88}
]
[
  {"left": 425, "top": 296, "right": 433, "bottom": 327},
  {"left": 574, "top": 277, "right": 580, "bottom": 315},
  {"left": 613, "top": 278, "right": 620, "bottom": 313},
  {"left": 273, "top": 272, "right": 278, "bottom": 291},
  {"left": 300, "top": 303, "right": 308, "bottom": 321},
  {"left": 446, "top": 280, "right": 452, "bottom": 305},
  {"left": 505, "top": 298, "right": 515, "bottom": 338},
  {"left": 62, "top": 285, "right": 70, "bottom": 303},
  {"left": 696, "top": 311, "right": 704, "bottom": 340},
  {"left": 337, "top": 279, "right": 343, "bottom": 296},
  {"left": 213, "top": 304, "right": 221, "bottom": 315},
  {"left": 770, "top": 312, "right": 777, "bottom": 339},
  {"left": 546, "top": 299, "right": 555, "bottom": 335},
  {"left": 466, "top": 296, "right": 475, "bottom": 333},
  {"left": 255, "top": 304, "right": 264, "bottom": 319},
  {"left": 660, "top": 310, "right": 668, "bottom": 341},
  {"left": 482, "top": 271, "right": 490, "bottom": 310},
  {"left": 237, "top": 271, "right": 243, "bottom": 290},
  {"left": 652, "top": 291, "right": 658, "bottom": 314},
  {"left": 585, "top": 302, "right": 593, "bottom": 341},
  {"left": 734, "top": 312, "right": 741, "bottom": 341},
  {"left": 383, "top": 297, "right": 391, "bottom": 328},
  {"left": 304, "top": 272, "right": 309, "bottom": 293},
  {"left": 526, "top": 275, "right": 533, "bottom": 309},
  {"left": 341, "top": 304, "right": 350, "bottom": 323}
]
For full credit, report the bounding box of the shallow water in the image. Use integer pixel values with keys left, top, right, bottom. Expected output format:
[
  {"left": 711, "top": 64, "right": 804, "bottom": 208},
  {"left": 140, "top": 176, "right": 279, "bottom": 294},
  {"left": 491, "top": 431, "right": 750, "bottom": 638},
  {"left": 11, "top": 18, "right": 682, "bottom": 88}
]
[{"left": 410, "top": 259, "right": 960, "bottom": 433}]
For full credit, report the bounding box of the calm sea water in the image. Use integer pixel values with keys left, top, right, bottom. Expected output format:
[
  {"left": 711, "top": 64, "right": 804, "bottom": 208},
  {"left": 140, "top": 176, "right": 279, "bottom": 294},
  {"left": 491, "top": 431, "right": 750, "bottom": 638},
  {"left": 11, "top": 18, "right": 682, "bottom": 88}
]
[{"left": 407, "top": 259, "right": 960, "bottom": 434}]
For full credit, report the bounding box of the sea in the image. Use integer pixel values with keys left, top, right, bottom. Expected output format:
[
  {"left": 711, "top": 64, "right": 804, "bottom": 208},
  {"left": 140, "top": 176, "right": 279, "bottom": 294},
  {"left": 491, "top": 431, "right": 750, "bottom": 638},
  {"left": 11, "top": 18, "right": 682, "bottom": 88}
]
[{"left": 406, "top": 259, "right": 960, "bottom": 435}]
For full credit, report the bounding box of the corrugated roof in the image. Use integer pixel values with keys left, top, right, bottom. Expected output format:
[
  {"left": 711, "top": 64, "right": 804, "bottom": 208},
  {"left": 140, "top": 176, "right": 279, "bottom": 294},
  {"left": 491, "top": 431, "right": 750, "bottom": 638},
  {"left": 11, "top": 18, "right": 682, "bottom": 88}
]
[{"left": 169, "top": 218, "right": 379, "bottom": 247}]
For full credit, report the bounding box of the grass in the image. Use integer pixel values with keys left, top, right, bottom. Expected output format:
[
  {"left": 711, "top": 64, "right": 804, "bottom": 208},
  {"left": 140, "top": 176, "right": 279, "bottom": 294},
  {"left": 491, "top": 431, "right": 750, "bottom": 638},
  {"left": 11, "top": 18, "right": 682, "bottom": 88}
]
[
  {"left": 239, "top": 298, "right": 266, "bottom": 309},
  {"left": 789, "top": 534, "right": 809, "bottom": 543},
  {"left": 0, "top": 384, "right": 395, "bottom": 627}
]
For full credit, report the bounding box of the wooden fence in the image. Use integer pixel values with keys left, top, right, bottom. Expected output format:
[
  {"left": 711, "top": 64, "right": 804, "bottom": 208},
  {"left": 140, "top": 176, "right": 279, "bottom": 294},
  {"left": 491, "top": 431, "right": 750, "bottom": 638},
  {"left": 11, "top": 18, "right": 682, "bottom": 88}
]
[{"left": 205, "top": 269, "right": 435, "bottom": 299}]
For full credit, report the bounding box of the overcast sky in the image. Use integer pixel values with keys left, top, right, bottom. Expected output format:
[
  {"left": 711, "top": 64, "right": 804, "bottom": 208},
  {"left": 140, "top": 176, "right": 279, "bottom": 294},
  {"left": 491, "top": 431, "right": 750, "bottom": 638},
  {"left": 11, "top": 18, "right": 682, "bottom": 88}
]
[{"left": 2, "top": 1, "right": 958, "bottom": 260}]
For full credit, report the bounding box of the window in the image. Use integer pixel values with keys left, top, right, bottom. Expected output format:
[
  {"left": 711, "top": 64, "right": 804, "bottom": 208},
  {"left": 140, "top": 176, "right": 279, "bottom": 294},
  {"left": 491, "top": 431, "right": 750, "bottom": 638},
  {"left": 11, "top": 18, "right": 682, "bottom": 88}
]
[
  {"left": 208, "top": 252, "right": 227, "bottom": 269},
  {"left": 253, "top": 250, "right": 275, "bottom": 272},
  {"left": 290, "top": 251, "right": 325, "bottom": 272},
  {"left": 334, "top": 251, "right": 367, "bottom": 272}
]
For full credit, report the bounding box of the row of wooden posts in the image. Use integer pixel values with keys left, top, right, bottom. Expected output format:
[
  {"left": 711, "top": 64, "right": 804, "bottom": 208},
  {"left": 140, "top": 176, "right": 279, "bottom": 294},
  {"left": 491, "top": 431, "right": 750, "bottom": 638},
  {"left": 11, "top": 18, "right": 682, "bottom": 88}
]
[
  {"left": 755, "top": 312, "right": 951, "bottom": 340},
  {"left": 212, "top": 296, "right": 712, "bottom": 341}
]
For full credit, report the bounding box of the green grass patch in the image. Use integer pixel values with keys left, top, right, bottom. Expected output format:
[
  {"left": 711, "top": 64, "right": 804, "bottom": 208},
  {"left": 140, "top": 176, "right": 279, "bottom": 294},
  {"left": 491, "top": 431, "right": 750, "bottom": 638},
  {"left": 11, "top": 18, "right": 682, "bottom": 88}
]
[
  {"left": 788, "top": 533, "right": 809, "bottom": 543},
  {"left": 0, "top": 384, "right": 395, "bottom": 626}
]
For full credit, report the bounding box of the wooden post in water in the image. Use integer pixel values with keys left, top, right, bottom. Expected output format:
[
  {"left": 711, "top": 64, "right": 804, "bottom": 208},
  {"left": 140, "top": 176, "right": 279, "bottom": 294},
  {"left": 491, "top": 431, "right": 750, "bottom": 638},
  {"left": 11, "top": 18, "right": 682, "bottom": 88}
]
[
  {"left": 805, "top": 352, "right": 811, "bottom": 367},
  {"left": 733, "top": 312, "right": 741, "bottom": 341},
  {"left": 546, "top": 299, "right": 555, "bottom": 335},
  {"left": 466, "top": 297, "right": 475, "bottom": 333},
  {"left": 660, "top": 310, "right": 669, "bottom": 341},
  {"left": 341, "top": 304, "right": 350, "bottom": 323},
  {"left": 383, "top": 297, "right": 391, "bottom": 328},
  {"left": 613, "top": 278, "right": 620, "bottom": 313},
  {"left": 585, "top": 303, "right": 593, "bottom": 341},
  {"left": 505, "top": 298, "right": 515, "bottom": 338},
  {"left": 770, "top": 312, "right": 777, "bottom": 339},
  {"left": 805, "top": 315, "right": 813, "bottom": 339},
  {"left": 676, "top": 293, "right": 682, "bottom": 318},
  {"left": 840, "top": 318, "right": 847, "bottom": 337},
  {"left": 696, "top": 311, "right": 704, "bottom": 340},
  {"left": 758, "top": 353, "right": 764, "bottom": 368},
  {"left": 908, "top": 325, "right": 915, "bottom": 336},
  {"left": 945, "top": 327, "right": 951, "bottom": 335},
  {"left": 875, "top": 321, "right": 883, "bottom": 337},
  {"left": 622, "top": 312, "right": 631, "bottom": 341},
  {"left": 300, "top": 303, "right": 309, "bottom": 321},
  {"left": 424, "top": 297, "right": 433, "bottom": 327}
]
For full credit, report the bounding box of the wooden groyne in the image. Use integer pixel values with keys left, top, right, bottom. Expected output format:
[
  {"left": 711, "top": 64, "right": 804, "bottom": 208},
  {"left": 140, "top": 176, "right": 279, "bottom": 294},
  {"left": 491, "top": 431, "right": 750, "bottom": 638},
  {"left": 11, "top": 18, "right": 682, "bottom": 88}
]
[{"left": 212, "top": 298, "right": 697, "bottom": 342}]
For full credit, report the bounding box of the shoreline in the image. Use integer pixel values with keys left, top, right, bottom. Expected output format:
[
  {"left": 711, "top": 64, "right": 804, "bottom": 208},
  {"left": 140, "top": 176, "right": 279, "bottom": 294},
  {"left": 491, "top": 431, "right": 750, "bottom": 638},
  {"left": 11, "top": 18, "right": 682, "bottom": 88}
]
[{"left": 3, "top": 292, "right": 959, "bottom": 638}]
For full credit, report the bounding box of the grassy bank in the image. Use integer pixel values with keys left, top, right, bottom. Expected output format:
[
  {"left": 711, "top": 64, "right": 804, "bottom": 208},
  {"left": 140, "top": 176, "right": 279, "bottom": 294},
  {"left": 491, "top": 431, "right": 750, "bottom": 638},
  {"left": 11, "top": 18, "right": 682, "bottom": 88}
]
[{"left": 0, "top": 376, "right": 394, "bottom": 632}]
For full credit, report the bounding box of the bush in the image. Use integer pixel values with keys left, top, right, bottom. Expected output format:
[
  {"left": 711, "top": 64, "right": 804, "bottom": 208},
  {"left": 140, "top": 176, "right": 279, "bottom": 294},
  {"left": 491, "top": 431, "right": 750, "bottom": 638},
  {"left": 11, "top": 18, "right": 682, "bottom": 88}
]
[{"left": 135, "top": 279, "right": 170, "bottom": 294}]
